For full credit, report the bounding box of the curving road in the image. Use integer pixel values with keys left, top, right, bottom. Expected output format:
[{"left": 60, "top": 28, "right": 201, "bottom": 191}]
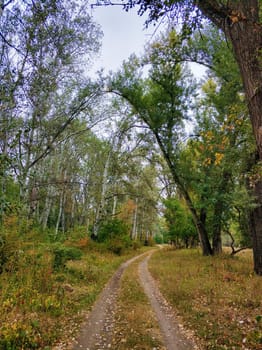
[{"left": 71, "top": 249, "right": 198, "bottom": 350}]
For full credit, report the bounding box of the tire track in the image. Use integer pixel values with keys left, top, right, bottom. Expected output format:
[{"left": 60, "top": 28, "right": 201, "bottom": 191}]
[
  {"left": 138, "top": 251, "right": 198, "bottom": 350},
  {"left": 72, "top": 248, "right": 198, "bottom": 350},
  {"left": 72, "top": 252, "right": 149, "bottom": 350}
]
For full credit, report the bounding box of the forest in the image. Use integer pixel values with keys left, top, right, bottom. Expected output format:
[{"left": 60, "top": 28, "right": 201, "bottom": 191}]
[{"left": 0, "top": 0, "right": 262, "bottom": 349}]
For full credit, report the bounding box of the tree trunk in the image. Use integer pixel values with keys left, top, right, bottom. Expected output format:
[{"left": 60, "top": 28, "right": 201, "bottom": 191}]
[
  {"left": 249, "top": 181, "right": 262, "bottom": 275},
  {"left": 212, "top": 172, "right": 231, "bottom": 255},
  {"left": 131, "top": 197, "right": 138, "bottom": 239},
  {"left": 225, "top": 11, "right": 262, "bottom": 275},
  {"left": 93, "top": 151, "right": 111, "bottom": 236},
  {"left": 171, "top": 168, "right": 213, "bottom": 255},
  {"left": 199, "top": 0, "right": 262, "bottom": 273},
  {"left": 212, "top": 221, "right": 222, "bottom": 255},
  {"left": 154, "top": 132, "right": 213, "bottom": 255},
  {"left": 112, "top": 194, "right": 117, "bottom": 217},
  {"left": 188, "top": 200, "right": 213, "bottom": 256},
  {"left": 40, "top": 192, "right": 52, "bottom": 230},
  {"left": 55, "top": 192, "right": 63, "bottom": 237}
]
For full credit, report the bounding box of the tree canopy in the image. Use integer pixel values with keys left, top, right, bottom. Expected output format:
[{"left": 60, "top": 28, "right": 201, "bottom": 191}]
[{"left": 121, "top": 0, "right": 262, "bottom": 275}]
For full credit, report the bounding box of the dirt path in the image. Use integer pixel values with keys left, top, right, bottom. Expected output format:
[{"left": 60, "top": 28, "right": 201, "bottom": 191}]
[
  {"left": 71, "top": 253, "right": 148, "bottom": 350},
  {"left": 138, "top": 251, "right": 197, "bottom": 350},
  {"left": 72, "top": 249, "right": 198, "bottom": 350}
]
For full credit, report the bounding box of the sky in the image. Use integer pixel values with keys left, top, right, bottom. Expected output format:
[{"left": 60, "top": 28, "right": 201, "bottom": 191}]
[
  {"left": 89, "top": 4, "right": 206, "bottom": 78},
  {"left": 88, "top": 4, "right": 205, "bottom": 135},
  {"left": 89, "top": 5, "right": 162, "bottom": 74}
]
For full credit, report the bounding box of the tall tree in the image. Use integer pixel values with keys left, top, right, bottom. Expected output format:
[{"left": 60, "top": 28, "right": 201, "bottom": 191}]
[
  {"left": 182, "top": 26, "right": 255, "bottom": 254},
  {"left": 122, "top": 0, "right": 262, "bottom": 275},
  {"left": 0, "top": 0, "right": 102, "bottom": 221},
  {"left": 110, "top": 36, "right": 213, "bottom": 255}
]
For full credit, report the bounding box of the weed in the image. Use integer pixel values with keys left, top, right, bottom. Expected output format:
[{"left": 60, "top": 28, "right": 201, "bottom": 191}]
[
  {"left": 53, "top": 245, "right": 83, "bottom": 270},
  {"left": 0, "top": 230, "right": 148, "bottom": 349},
  {"left": 149, "top": 248, "right": 262, "bottom": 350}
]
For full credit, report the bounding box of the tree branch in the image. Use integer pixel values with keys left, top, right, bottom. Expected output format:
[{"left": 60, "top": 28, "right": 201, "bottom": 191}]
[
  {"left": 225, "top": 229, "right": 248, "bottom": 255},
  {"left": 28, "top": 92, "right": 99, "bottom": 169}
]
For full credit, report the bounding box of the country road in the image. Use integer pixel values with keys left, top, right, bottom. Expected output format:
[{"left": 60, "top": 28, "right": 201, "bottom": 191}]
[{"left": 71, "top": 248, "right": 198, "bottom": 350}]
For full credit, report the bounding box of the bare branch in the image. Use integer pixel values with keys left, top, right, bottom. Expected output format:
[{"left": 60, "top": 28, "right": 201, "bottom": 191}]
[{"left": 225, "top": 229, "right": 248, "bottom": 255}]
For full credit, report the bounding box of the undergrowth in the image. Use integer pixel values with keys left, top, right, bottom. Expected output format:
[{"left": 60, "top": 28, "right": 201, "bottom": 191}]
[
  {"left": 149, "top": 248, "right": 262, "bottom": 350},
  {"left": 0, "top": 220, "right": 146, "bottom": 349}
]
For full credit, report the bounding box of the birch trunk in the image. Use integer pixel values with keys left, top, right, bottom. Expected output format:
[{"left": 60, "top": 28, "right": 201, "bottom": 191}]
[{"left": 93, "top": 152, "right": 111, "bottom": 236}]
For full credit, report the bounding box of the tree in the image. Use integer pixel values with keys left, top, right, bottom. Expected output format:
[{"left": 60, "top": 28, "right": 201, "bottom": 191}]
[
  {"left": 163, "top": 196, "right": 198, "bottom": 248},
  {"left": 110, "top": 35, "right": 214, "bottom": 255},
  {"left": 181, "top": 26, "right": 256, "bottom": 254},
  {"left": 0, "top": 0, "right": 102, "bottom": 223},
  {"left": 122, "top": 0, "right": 262, "bottom": 275}
]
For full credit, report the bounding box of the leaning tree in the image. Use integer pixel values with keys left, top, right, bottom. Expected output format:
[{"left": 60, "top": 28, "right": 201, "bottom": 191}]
[{"left": 118, "top": 0, "right": 262, "bottom": 275}]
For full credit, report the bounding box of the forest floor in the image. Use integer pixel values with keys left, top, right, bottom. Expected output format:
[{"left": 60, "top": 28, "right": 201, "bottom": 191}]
[
  {"left": 52, "top": 246, "right": 262, "bottom": 350},
  {"left": 65, "top": 247, "right": 199, "bottom": 350}
]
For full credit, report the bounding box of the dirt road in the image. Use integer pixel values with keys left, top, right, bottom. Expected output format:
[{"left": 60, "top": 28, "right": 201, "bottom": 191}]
[{"left": 71, "top": 249, "right": 198, "bottom": 350}]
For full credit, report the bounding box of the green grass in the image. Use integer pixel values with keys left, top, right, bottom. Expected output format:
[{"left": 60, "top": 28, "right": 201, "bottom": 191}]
[{"left": 149, "top": 247, "right": 262, "bottom": 350}]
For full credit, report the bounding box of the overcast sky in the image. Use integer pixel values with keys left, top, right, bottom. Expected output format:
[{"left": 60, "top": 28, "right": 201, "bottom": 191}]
[
  {"left": 90, "top": 5, "right": 159, "bottom": 74},
  {"left": 89, "top": 5, "right": 205, "bottom": 78}
]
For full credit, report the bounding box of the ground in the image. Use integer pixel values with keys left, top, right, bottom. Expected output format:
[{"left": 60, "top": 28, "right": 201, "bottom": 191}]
[{"left": 65, "top": 248, "right": 199, "bottom": 350}]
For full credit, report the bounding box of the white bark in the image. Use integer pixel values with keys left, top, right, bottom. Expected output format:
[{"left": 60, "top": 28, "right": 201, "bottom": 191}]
[{"left": 131, "top": 197, "right": 138, "bottom": 240}]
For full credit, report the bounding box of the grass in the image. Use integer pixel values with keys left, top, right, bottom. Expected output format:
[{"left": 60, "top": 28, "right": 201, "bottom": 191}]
[
  {"left": 111, "top": 253, "right": 165, "bottom": 350},
  {"left": 0, "top": 229, "right": 148, "bottom": 350},
  {"left": 149, "top": 247, "right": 262, "bottom": 350}
]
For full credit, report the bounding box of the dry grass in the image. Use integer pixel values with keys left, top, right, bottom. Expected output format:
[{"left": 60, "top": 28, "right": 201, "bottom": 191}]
[
  {"left": 0, "top": 236, "right": 148, "bottom": 349},
  {"left": 149, "top": 248, "right": 262, "bottom": 350},
  {"left": 112, "top": 255, "right": 165, "bottom": 350}
]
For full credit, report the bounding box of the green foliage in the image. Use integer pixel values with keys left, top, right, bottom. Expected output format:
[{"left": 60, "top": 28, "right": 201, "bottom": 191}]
[
  {"left": 154, "top": 233, "right": 164, "bottom": 244},
  {"left": 53, "top": 245, "right": 83, "bottom": 270},
  {"left": 106, "top": 238, "right": 128, "bottom": 255},
  {"left": 96, "top": 219, "right": 131, "bottom": 255},
  {"left": 0, "top": 232, "right": 20, "bottom": 274},
  {"left": 0, "top": 217, "right": 146, "bottom": 349},
  {"left": 131, "top": 240, "right": 142, "bottom": 250},
  {"left": 0, "top": 319, "right": 44, "bottom": 350},
  {"left": 163, "top": 197, "right": 198, "bottom": 247},
  {"left": 97, "top": 219, "right": 129, "bottom": 242}
]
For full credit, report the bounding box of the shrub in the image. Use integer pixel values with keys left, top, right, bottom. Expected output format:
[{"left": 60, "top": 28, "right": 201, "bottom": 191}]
[
  {"left": 53, "top": 245, "right": 83, "bottom": 270},
  {"left": 0, "top": 319, "right": 40, "bottom": 349},
  {"left": 107, "top": 235, "right": 132, "bottom": 255},
  {"left": 132, "top": 240, "right": 142, "bottom": 250},
  {"left": 154, "top": 234, "right": 163, "bottom": 244},
  {"left": 97, "top": 219, "right": 129, "bottom": 243},
  {"left": 0, "top": 233, "right": 18, "bottom": 274},
  {"left": 144, "top": 237, "right": 155, "bottom": 246}
]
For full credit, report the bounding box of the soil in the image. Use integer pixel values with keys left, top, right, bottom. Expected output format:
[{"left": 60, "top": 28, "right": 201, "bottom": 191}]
[{"left": 69, "top": 249, "right": 199, "bottom": 350}]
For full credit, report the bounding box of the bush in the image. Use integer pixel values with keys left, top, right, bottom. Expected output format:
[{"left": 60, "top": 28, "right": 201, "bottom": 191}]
[
  {"left": 93, "top": 219, "right": 133, "bottom": 255},
  {"left": 132, "top": 240, "right": 142, "bottom": 250},
  {"left": 107, "top": 239, "right": 124, "bottom": 255},
  {"left": 97, "top": 219, "right": 129, "bottom": 243},
  {"left": 0, "top": 233, "right": 18, "bottom": 274},
  {"left": 144, "top": 237, "right": 155, "bottom": 246},
  {"left": 53, "top": 245, "right": 83, "bottom": 270},
  {"left": 0, "top": 319, "right": 40, "bottom": 349},
  {"left": 154, "top": 234, "right": 163, "bottom": 244}
]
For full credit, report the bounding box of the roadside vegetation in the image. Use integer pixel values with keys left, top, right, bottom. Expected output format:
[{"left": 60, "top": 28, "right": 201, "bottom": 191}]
[
  {"left": 149, "top": 247, "right": 262, "bottom": 350},
  {"left": 1, "top": 1, "right": 262, "bottom": 348},
  {"left": 0, "top": 217, "right": 148, "bottom": 349}
]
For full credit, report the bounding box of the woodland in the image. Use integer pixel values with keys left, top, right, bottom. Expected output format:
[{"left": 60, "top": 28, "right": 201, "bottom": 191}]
[{"left": 0, "top": 0, "right": 262, "bottom": 348}]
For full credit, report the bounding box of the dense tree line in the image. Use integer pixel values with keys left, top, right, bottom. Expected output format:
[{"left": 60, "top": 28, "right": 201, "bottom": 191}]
[
  {"left": 122, "top": 0, "right": 262, "bottom": 274},
  {"left": 0, "top": 0, "right": 160, "bottom": 245},
  {"left": 1, "top": 0, "right": 262, "bottom": 275}
]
